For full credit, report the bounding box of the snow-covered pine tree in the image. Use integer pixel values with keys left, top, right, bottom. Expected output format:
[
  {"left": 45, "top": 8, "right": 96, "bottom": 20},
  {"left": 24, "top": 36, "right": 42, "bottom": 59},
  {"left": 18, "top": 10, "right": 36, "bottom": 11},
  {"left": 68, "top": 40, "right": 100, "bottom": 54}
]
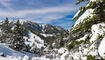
[
  {"left": 67, "top": 0, "right": 105, "bottom": 59},
  {"left": 11, "top": 20, "right": 25, "bottom": 51},
  {"left": 0, "top": 18, "right": 12, "bottom": 43},
  {"left": 71, "top": 0, "right": 105, "bottom": 34}
]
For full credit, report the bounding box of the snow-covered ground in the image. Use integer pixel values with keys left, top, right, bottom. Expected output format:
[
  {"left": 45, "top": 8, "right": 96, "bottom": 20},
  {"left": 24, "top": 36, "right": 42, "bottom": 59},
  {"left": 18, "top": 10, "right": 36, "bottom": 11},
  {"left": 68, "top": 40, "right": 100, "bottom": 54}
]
[
  {"left": 0, "top": 43, "right": 55, "bottom": 60},
  {"left": 25, "top": 31, "right": 45, "bottom": 49},
  {"left": 0, "top": 43, "right": 73, "bottom": 60},
  {"left": 0, "top": 43, "right": 28, "bottom": 60}
]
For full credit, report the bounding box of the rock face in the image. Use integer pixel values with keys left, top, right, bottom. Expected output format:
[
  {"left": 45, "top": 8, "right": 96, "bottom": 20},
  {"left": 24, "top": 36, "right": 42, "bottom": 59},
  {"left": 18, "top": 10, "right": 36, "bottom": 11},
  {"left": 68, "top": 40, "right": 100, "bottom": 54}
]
[{"left": 20, "top": 21, "right": 68, "bottom": 34}]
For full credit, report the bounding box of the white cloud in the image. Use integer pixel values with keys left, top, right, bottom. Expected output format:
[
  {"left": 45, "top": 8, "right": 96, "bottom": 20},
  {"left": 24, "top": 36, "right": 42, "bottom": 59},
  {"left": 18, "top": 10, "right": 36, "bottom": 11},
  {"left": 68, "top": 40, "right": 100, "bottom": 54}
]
[
  {"left": 0, "top": 4, "right": 77, "bottom": 17},
  {"left": 0, "top": 0, "right": 12, "bottom": 10},
  {"left": 0, "top": 4, "right": 78, "bottom": 23},
  {"left": 0, "top": 0, "right": 79, "bottom": 29}
]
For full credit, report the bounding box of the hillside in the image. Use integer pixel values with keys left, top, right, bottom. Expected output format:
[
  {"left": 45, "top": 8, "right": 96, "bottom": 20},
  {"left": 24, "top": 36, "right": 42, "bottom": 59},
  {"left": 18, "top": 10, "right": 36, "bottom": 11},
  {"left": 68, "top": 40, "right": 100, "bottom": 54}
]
[
  {"left": 0, "top": 20, "right": 69, "bottom": 60},
  {"left": 0, "top": 0, "right": 105, "bottom": 60}
]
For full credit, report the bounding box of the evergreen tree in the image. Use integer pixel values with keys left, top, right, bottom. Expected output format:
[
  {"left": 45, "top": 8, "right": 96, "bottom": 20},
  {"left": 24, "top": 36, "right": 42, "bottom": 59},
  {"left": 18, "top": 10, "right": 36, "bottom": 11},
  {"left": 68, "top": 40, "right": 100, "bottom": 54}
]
[
  {"left": 11, "top": 20, "right": 25, "bottom": 51},
  {"left": 53, "top": 33, "right": 64, "bottom": 48},
  {"left": 0, "top": 18, "right": 12, "bottom": 43},
  {"left": 69, "top": 0, "right": 105, "bottom": 59},
  {"left": 71, "top": 0, "right": 105, "bottom": 34},
  {"left": 73, "top": 0, "right": 105, "bottom": 21}
]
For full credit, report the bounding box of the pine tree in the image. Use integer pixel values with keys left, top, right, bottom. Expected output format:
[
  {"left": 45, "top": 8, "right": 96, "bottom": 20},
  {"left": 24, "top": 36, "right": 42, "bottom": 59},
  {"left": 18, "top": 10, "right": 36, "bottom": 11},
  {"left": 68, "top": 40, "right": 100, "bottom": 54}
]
[
  {"left": 69, "top": 0, "right": 105, "bottom": 59},
  {"left": 0, "top": 18, "right": 12, "bottom": 43},
  {"left": 11, "top": 20, "right": 25, "bottom": 51},
  {"left": 73, "top": 0, "right": 105, "bottom": 21},
  {"left": 71, "top": 0, "right": 105, "bottom": 34}
]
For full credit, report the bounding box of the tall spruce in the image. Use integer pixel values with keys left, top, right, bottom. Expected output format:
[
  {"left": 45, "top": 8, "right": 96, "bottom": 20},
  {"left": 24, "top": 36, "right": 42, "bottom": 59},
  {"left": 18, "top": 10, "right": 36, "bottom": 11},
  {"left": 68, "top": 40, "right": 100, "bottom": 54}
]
[
  {"left": 11, "top": 20, "right": 25, "bottom": 51},
  {"left": 0, "top": 18, "right": 12, "bottom": 43}
]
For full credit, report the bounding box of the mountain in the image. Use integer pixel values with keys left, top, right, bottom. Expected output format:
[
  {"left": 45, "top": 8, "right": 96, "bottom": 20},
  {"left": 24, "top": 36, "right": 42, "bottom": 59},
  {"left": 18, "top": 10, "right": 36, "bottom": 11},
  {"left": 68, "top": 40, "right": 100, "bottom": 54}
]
[
  {"left": 0, "top": 0, "right": 105, "bottom": 60},
  {"left": 0, "top": 20, "right": 69, "bottom": 60}
]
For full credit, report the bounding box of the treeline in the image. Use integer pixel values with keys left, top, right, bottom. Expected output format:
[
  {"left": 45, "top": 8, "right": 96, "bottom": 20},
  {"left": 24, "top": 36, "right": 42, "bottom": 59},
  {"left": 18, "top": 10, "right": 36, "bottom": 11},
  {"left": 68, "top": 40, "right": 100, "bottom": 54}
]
[{"left": 0, "top": 18, "right": 28, "bottom": 51}]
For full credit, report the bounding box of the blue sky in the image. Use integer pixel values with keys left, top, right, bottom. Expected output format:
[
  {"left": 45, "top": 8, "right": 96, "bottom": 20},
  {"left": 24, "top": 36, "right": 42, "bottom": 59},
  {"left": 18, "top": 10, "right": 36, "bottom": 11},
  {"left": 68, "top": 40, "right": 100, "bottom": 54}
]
[{"left": 0, "top": 0, "right": 85, "bottom": 29}]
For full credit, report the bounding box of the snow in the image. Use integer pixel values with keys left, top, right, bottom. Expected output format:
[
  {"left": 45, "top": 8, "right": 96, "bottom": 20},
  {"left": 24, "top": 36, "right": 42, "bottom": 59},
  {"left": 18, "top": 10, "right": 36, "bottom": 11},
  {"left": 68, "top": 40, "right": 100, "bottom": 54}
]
[
  {"left": 88, "top": 23, "right": 105, "bottom": 57},
  {"left": 90, "top": 0, "right": 96, "bottom": 2},
  {"left": 0, "top": 43, "right": 34, "bottom": 60},
  {"left": 57, "top": 48, "right": 70, "bottom": 60},
  {"left": 23, "top": 55, "right": 29, "bottom": 60},
  {"left": 77, "top": 33, "right": 89, "bottom": 41},
  {"left": 19, "top": 20, "right": 28, "bottom": 25},
  {"left": 73, "top": 0, "right": 95, "bottom": 26},
  {"left": 90, "top": 23, "right": 105, "bottom": 43},
  {"left": 40, "top": 33, "right": 54, "bottom": 37},
  {"left": 58, "top": 48, "right": 67, "bottom": 54},
  {"left": 98, "top": 37, "right": 105, "bottom": 58},
  {"left": 23, "top": 36, "right": 28, "bottom": 41},
  {"left": 74, "top": 9, "right": 94, "bottom": 27},
  {"left": 0, "top": 43, "right": 25, "bottom": 57},
  {"left": 66, "top": 22, "right": 105, "bottom": 59},
  {"left": 25, "top": 31, "right": 44, "bottom": 49},
  {"left": 0, "top": 56, "right": 18, "bottom": 60},
  {"left": 72, "top": 10, "right": 80, "bottom": 20},
  {"left": 69, "top": 0, "right": 105, "bottom": 59},
  {"left": 60, "top": 50, "right": 69, "bottom": 60},
  {"left": 32, "top": 56, "right": 51, "bottom": 60},
  {"left": 0, "top": 52, "right": 3, "bottom": 56},
  {"left": 0, "top": 43, "right": 58, "bottom": 60}
]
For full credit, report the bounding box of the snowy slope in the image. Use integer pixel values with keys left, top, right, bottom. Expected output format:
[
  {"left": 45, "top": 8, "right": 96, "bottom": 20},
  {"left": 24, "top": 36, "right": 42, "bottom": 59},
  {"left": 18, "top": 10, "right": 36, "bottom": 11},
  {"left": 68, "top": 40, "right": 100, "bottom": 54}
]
[
  {"left": 0, "top": 43, "right": 33, "bottom": 60},
  {"left": 0, "top": 56, "right": 18, "bottom": 60},
  {"left": 0, "top": 43, "right": 25, "bottom": 57},
  {"left": 0, "top": 43, "right": 59, "bottom": 60},
  {"left": 25, "top": 31, "right": 45, "bottom": 49},
  {"left": 0, "top": 20, "right": 69, "bottom": 60}
]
